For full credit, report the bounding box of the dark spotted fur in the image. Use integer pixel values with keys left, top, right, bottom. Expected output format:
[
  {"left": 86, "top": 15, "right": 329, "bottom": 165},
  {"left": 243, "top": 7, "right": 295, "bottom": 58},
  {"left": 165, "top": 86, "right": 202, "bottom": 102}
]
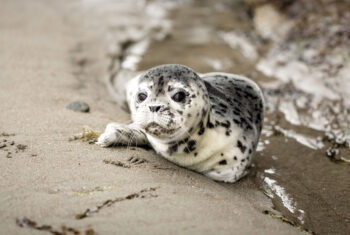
[{"left": 99, "top": 64, "right": 265, "bottom": 182}]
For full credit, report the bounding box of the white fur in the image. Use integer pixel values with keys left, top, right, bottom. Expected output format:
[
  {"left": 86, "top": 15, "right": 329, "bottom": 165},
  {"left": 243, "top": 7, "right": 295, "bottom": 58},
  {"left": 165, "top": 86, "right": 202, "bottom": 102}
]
[{"left": 99, "top": 69, "right": 262, "bottom": 183}]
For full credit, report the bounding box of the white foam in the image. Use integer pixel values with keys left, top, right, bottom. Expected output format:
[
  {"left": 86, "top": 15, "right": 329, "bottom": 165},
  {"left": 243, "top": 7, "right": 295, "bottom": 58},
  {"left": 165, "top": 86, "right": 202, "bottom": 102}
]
[
  {"left": 218, "top": 31, "right": 258, "bottom": 61},
  {"left": 274, "top": 126, "right": 324, "bottom": 150},
  {"left": 203, "top": 58, "right": 231, "bottom": 71},
  {"left": 271, "top": 155, "right": 278, "bottom": 160},
  {"left": 255, "top": 46, "right": 350, "bottom": 137},
  {"left": 262, "top": 125, "right": 274, "bottom": 137},
  {"left": 257, "top": 51, "right": 339, "bottom": 101},
  {"left": 279, "top": 101, "right": 301, "bottom": 126},
  {"left": 121, "top": 39, "right": 150, "bottom": 71},
  {"left": 256, "top": 141, "right": 265, "bottom": 152},
  {"left": 264, "top": 177, "right": 296, "bottom": 213},
  {"left": 264, "top": 168, "right": 276, "bottom": 174},
  {"left": 336, "top": 62, "right": 350, "bottom": 108},
  {"left": 297, "top": 209, "right": 305, "bottom": 224}
]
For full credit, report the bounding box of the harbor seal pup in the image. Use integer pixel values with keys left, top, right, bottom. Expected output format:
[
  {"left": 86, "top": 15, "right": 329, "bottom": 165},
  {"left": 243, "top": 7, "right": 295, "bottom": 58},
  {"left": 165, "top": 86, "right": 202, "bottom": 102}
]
[{"left": 97, "top": 64, "right": 264, "bottom": 183}]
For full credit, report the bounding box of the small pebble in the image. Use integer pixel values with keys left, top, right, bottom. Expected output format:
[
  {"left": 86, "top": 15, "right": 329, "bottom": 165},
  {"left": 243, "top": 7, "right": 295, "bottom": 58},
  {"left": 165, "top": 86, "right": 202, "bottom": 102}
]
[
  {"left": 66, "top": 101, "right": 90, "bottom": 113},
  {"left": 326, "top": 147, "right": 340, "bottom": 159},
  {"left": 325, "top": 131, "right": 335, "bottom": 141},
  {"left": 0, "top": 143, "right": 6, "bottom": 148}
]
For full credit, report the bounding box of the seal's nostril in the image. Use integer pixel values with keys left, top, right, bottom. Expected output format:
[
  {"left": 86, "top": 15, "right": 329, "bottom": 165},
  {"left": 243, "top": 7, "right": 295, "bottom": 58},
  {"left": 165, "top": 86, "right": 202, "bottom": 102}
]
[{"left": 149, "top": 105, "right": 161, "bottom": 112}]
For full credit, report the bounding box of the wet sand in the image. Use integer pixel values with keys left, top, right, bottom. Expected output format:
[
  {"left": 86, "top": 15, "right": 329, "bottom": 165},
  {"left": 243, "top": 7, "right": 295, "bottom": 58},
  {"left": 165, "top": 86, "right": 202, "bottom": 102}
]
[
  {"left": 0, "top": 0, "right": 301, "bottom": 234},
  {"left": 0, "top": 0, "right": 349, "bottom": 234},
  {"left": 139, "top": 1, "right": 350, "bottom": 234},
  {"left": 138, "top": 1, "right": 350, "bottom": 234}
]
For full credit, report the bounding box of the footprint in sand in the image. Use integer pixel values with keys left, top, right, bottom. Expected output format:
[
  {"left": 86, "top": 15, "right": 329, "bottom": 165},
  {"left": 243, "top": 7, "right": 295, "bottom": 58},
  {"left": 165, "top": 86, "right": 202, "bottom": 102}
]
[{"left": 0, "top": 132, "right": 35, "bottom": 158}]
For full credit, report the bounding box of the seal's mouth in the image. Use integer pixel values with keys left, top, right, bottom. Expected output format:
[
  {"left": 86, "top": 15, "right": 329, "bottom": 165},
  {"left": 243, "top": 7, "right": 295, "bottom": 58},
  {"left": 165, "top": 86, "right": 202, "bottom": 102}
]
[{"left": 144, "top": 122, "right": 179, "bottom": 136}]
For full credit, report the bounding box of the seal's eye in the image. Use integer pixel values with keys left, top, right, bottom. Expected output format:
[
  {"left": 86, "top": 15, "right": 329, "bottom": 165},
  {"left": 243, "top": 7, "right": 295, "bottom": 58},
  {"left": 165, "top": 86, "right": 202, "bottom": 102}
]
[
  {"left": 172, "top": 91, "right": 186, "bottom": 103},
  {"left": 137, "top": 92, "right": 148, "bottom": 102}
]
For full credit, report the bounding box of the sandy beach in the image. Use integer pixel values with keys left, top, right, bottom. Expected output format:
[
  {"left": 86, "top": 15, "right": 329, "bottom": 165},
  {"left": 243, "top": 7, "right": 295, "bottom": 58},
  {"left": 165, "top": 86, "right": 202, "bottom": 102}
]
[{"left": 1, "top": 0, "right": 349, "bottom": 234}]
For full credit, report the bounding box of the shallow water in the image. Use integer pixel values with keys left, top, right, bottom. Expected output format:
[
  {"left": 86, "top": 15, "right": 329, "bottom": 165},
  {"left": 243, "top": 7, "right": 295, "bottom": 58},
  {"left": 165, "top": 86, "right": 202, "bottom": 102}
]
[{"left": 106, "top": 0, "right": 350, "bottom": 234}]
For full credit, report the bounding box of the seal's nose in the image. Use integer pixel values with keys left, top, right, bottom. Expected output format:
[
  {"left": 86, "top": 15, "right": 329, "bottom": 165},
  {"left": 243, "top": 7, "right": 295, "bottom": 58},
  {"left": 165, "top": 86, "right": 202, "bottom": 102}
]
[{"left": 149, "top": 105, "right": 162, "bottom": 112}]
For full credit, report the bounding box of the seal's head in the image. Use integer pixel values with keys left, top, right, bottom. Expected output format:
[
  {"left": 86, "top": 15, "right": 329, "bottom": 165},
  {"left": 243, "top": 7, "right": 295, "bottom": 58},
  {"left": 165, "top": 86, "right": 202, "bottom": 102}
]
[{"left": 130, "top": 64, "right": 209, "bottom": 141}]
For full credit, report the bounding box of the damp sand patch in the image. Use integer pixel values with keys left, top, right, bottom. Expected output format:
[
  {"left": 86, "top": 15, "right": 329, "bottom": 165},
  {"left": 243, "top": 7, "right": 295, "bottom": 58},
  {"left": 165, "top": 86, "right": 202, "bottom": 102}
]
[
  {"left": 72, "top": 185, "right": 115, "bottom": 197},
  {"left": 263, "top": 210, "right": 314, "bottom": 235}
]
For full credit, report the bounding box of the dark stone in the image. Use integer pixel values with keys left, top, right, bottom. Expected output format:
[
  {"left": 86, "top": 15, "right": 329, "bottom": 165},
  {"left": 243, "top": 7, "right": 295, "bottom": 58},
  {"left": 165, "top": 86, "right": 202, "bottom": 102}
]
[{"left": 66, "top": 101, "right": 90, "bottom": 113}]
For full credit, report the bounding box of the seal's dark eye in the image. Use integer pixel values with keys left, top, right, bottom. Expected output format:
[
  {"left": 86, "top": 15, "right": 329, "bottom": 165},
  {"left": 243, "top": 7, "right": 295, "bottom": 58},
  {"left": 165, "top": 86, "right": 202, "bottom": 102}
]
[
  {"left": 137, "top": 92, "right": 147, "bottom": 102},
  {"left": 172, "top": 91, "right": 186, "bottom": 102}
]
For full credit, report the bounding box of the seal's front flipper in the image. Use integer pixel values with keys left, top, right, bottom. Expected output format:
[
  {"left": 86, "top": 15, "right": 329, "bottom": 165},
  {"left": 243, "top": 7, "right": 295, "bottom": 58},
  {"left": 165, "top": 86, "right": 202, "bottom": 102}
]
[{"left": 97, "top": 122, "right": 149, "bottom": 147}]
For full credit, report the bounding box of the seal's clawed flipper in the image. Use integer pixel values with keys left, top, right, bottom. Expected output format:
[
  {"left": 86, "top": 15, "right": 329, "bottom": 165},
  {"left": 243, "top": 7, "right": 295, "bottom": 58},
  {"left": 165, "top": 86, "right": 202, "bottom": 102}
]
[{"left": 97, "top": 123, "right": 149, "bottom": 147}]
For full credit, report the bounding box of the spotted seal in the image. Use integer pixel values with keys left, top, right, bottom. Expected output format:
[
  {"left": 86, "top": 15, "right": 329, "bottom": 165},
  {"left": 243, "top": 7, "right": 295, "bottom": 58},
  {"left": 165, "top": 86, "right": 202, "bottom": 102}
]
[{"left": 97, "top": 64, "right": 264, "bottom": 183}]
